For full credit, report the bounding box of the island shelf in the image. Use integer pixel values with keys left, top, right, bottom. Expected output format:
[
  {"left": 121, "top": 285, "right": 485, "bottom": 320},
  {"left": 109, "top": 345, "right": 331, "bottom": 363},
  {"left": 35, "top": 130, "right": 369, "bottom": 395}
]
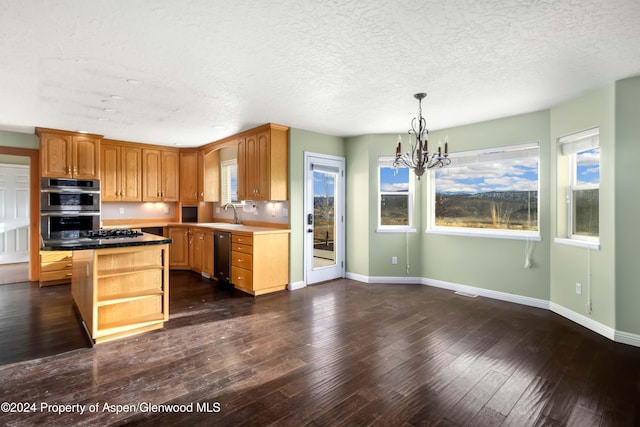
[{"left": 71, "top": 242, "right": 170, "bottom": 344}]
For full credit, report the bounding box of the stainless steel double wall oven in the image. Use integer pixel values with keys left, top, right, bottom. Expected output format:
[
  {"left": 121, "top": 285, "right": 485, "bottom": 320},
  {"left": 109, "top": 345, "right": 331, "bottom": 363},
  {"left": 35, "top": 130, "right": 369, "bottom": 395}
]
[{"left": 40, "top": 178, "right": 101, "bottom": 240}]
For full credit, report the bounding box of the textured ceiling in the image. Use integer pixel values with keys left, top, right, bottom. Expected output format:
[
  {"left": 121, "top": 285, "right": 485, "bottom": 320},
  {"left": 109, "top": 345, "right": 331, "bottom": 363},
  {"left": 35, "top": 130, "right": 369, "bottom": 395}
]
[{"left": 1, "top": 0, "right": 640, "bottom": 147}]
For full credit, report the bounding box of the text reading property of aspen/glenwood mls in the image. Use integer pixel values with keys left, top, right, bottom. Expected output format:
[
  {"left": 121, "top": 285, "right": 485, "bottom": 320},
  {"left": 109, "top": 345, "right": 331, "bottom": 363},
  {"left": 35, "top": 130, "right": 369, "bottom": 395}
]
[{"left": 1, "top": 401, "right": 222, "bottom": 416}]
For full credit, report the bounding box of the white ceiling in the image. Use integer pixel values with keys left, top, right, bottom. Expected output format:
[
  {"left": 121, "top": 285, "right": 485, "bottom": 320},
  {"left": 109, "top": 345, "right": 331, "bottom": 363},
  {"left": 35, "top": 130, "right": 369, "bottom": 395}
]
[{"left": 1, "top": 0, "right": 640, "bottom": 147}]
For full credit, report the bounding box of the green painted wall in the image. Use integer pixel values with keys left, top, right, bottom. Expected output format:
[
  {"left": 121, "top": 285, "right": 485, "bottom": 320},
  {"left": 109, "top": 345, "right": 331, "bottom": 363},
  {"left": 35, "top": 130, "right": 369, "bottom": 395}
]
[
  {"left": 0, "top": 130, "right": 38, "bottom": 149},
  {"left": 422, "top": 110, "right": 551, "bottom": 300},
  {"left": 345, "top": 135, "right": 371, "bottom": 276},
  {"left": 344, "top": 134, "right": 423, "bottom": 279},
  {"left": 549, "top": 85, "right": 616, "bottom": 328},
  {"left": 288, "top": 128, "right": 345, "bottom": 284},
  {"left": 615, "top": 75, "right": 640, "bottom": 334}
]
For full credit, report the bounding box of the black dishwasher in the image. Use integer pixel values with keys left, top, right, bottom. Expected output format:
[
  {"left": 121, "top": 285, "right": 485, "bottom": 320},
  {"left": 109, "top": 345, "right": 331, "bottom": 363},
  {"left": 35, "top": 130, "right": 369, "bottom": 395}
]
[{"left": 214, "top": 231, "right": 231, "bottom": 284}]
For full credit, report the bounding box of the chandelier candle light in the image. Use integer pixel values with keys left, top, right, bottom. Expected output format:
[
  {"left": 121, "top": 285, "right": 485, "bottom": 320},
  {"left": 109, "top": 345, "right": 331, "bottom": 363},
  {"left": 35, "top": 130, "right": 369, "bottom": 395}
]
[{"left": 394, "top": 92, "right": 451, "bottom": 179}]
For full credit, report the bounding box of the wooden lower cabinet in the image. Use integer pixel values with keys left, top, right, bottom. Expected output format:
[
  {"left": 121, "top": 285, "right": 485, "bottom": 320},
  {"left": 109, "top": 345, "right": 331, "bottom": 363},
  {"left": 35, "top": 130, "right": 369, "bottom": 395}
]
[
  {"left": 168, "top": 226, "right": 215, "bottom": 277},
  {"left": 40, "top": 250, "right": 73, "bottom": 286},
  {"left": 167, "top": 227, "right": 189, "bottom": 269},
  {"left": 202, "top": 230, "right": 214, "bottom": 277},
  {"left": 188, "top": 228, "right": 214, "bottom": 277},
  {"left": 71, "top": 244, "right": 170, "bottom": 344},
  {"left": 231, "top": 232, "right": 289, "bottom": 296}
]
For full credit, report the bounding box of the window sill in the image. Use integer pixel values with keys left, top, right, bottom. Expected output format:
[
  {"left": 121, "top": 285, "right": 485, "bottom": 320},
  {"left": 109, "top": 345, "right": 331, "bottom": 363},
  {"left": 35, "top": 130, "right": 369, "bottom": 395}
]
[
  {"left": 554, "top": 237, "right": 600, "bottom": 251},
  {"left": 426, "top": 227, "right": 541, "bottom": 241},
  {"left": 377, "top": 228, "right": 417, "bottom": 234}
]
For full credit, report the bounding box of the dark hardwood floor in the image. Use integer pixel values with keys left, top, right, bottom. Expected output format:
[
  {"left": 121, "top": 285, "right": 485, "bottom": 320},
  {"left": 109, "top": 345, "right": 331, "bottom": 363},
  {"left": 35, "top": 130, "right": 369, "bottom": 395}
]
[{"left": 1, "top": 272, "right": 639, "bottom": 426}]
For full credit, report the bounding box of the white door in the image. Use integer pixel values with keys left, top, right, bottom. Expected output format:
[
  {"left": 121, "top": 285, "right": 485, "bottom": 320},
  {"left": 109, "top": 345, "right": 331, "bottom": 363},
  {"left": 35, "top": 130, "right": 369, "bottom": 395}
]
[
  {"left": 304, "top": 152, "right": 345, "bottom": 284},
  {"left": 0, "top": 164, "right": 30, "bottom": 264}
]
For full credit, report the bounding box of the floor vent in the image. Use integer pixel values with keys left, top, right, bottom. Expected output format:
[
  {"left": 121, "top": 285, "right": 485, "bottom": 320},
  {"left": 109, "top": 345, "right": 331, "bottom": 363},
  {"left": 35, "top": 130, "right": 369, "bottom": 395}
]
[{"left": 454, "top": 290, "right": 478, "bottom": 298}]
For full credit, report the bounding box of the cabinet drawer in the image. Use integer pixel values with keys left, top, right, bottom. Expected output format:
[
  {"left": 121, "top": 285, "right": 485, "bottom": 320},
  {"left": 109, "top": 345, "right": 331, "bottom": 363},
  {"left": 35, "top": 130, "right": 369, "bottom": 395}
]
[
  {"left": 40, "top": 269, "right": 73, "bottom": 282},
  {"left": 231, "top": 234, "right": 253, "bottom": 246},
  {"left": 41, "top": 250, "right": 72, "bottom": 263},
  {"left": 232, "top": 251, "right": 252, "bottom": 269},
  {"left": 231, "top": 266, "right": 253, "bottom": 289},
  {"left": 41, "top": 259, "right": 73, "bottom": 272},
  {"left": 232, "top": 243, "right": 253, "bottom": 254}
]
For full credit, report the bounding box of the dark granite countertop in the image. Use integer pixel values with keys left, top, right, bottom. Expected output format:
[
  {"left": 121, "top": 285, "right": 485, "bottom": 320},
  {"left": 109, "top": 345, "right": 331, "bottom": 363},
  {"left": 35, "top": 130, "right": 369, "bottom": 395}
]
[{"left": 41, "top": 232, "right": 172, "bottom": 251}]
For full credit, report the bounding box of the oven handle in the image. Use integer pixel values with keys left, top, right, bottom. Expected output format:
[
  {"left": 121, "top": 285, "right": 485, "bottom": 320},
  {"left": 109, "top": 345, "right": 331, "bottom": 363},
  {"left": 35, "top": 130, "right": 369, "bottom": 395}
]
[
  {"left": 40, "top": 211, "right": 100, "bottom": 217},
  {"left": 41, "top": 188, "right": 101, "bottom": 194}
]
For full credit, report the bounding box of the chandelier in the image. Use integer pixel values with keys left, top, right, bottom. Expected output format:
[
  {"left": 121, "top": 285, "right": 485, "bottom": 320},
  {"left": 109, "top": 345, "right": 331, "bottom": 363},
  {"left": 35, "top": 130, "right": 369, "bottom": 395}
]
[{"left": 394, "top": 92, "right": 450, "bottom": 179}]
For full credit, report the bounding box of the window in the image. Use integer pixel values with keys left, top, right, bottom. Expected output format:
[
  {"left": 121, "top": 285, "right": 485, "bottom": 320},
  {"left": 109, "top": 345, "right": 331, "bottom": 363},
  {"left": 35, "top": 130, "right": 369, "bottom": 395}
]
[
  {"left": 220, "top": 159, "right": 238, "bottom": 205},
  {"left": 561, "top": 128, "right": 599, "bottom": 241},
  {"left": 429, "top": 143, "right": 539, "bottom": 238},
  {"left": 378, "top": 157, "right": 414, "bottom": 231}
]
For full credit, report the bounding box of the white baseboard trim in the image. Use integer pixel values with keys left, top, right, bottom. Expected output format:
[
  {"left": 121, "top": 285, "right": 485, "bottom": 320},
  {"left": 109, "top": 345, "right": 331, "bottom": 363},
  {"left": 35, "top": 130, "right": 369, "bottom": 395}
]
[
  {"left": 548, "top": 302, "right": 616, "bottom": 341},
  {"left": 345, "top": 272, "right": 371, "bottom": 283},
  {"left": 345, "top": 272, "right": 640, "bottom": 347},
  {"left": 288, "top": 281, "right": 306, "bottom": 291},
  {"left": 422, "top": 277, "right": 549, "bottom": 310},
  {"left": 614, "top": 330, "right": 640, "bottom": 347},
  {"left": 346, "top": 272, "right": 422, "bottom": 284}
]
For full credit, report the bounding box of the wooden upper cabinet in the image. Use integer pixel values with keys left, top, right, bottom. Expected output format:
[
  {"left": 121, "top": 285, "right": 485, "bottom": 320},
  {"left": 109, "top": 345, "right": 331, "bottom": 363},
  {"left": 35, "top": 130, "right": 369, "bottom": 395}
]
[
  {"left": 73, "top": 135, "right": 100, "bottom": 179},
  {"left": 142, "top": 149, "right": 162, "bottom": 202},
  {"left": 203, "top": 149, "right": 220, "bottom": 202},
  {"left": 101, "top": 140, "right": 142, "bottom": 202},
  {"left": 37, "top": 128, "right": 101, "bottom": 179},
  {"left": 121, "top": 145, "right": 143, "bottom": 201},
  {"left": 236, "top": 137, "right": 248, "bottom": 201},
  {"left": 142, "top": 148, "right": 179, "bottom": 202},
  {"left": 162, "top": 149, "right": 179, "bottom": 201},
  {"left": 101, "top": 143, "right": 119, "bottom": 201},
  {"left": 179, "top": 151, "right": 198, "bottom": 203},
  {"left": 237, "top": 124, "right": 288, "bottom": 201}
]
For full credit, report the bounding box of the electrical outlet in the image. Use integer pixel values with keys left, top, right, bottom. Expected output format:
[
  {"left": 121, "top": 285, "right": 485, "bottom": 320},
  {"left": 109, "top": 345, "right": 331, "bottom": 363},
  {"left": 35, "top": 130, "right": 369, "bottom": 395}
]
[
  {"left": 576, "top": 282, "right": 582, "bottom": 295},
  {"left": 283, "top": 208, "right": 288, "bottom": 217},
  {"left": 392, "top": 256, "right": 398, "bottom": 265},
  {"left": 119, "top": 207, "right": 124, "bottom": 215}
]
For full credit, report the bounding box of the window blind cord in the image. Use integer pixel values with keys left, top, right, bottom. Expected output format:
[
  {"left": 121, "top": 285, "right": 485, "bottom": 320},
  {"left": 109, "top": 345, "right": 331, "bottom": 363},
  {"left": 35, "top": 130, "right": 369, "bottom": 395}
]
[
  {"left": 524, "top": 238, "right": 533, "bottom": 269},
  {"left": 524, "top": 191, "right": 533, "bottom": 268},
  {"left": 405, "top": 230, "right": 410, "bottom": 275},
  {"left": 587, "top": 248, "right": 593, "bottom": 315}
]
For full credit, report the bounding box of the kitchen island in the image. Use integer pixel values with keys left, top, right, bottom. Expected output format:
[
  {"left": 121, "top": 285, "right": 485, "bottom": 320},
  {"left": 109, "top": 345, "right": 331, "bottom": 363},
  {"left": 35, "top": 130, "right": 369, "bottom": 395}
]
[{"left": 43, "top": 232, "right": 172, "bottom": 344}]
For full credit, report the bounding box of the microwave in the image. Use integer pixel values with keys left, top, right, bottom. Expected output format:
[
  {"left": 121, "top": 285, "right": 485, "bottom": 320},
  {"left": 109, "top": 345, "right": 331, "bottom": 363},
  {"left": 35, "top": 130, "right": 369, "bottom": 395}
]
[{"left": 40, "top": 178, "right": 100, "bottom": 212}]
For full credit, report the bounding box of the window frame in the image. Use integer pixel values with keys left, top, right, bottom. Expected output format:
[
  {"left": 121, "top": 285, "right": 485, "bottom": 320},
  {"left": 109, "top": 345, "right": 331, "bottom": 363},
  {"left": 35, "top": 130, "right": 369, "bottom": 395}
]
[
  {"left": 426, "top": 142, "right": 541, "bottom": 241},
  {"left": 220, "top": 158, "right": 239, "bottom": 205},
  {"left": 563, "top": 129, "right": 600, "bottom": 244},
  {"left": 377, "top": 156, "right": 416, "bottom": 233}
]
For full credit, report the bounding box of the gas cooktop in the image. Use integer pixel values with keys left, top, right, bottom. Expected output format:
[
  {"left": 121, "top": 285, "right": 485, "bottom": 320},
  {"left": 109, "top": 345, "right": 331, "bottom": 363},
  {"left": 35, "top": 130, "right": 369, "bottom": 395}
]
[{"left": 84, "top": 229, "right": 143, "bottom": 239}]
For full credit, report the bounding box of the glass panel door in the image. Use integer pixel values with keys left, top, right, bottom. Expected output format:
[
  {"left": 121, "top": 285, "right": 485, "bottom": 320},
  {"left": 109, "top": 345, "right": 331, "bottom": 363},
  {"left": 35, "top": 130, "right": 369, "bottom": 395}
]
[
  {"left": 313, "top": 169, "right": 336, "bottom": 269},
  {"left": 304, "top": 153, "right": 345, "bottom": 285}
]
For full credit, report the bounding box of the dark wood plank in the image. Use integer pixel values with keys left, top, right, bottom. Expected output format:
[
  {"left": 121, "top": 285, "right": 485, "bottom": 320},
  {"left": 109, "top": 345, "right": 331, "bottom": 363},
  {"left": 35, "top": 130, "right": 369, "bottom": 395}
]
[{"left": 1, "top": 275, "right": 640, "bottom": 425}]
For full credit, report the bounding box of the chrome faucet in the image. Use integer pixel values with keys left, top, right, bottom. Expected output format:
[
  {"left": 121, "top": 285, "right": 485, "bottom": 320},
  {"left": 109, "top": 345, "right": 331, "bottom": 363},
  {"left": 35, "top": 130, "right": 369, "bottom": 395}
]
[{"left": 223, "top": 203, "right": 241, "bottom": 224}]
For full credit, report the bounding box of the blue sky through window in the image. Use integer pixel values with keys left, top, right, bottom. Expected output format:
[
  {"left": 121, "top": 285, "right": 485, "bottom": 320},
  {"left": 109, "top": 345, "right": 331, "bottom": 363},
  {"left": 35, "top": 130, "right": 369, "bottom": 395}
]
[
  {"left": 435, "top": 157, "right": 538, "bottom": 194},
  {"left": 576, "top": 147, "right": 600, "bottom": 185},
  {"left": 380, "top": 167, "right": 409, "bottom": 192},
  {"left": 314, "top": 171, "right": 335, "bottom": 197}
]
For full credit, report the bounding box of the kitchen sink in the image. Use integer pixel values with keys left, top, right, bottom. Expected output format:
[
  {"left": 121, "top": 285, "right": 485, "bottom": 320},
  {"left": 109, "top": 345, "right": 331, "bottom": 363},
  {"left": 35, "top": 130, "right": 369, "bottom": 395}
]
[{"left": 203, "top": 223, "right": 245, "bottom": 228}]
